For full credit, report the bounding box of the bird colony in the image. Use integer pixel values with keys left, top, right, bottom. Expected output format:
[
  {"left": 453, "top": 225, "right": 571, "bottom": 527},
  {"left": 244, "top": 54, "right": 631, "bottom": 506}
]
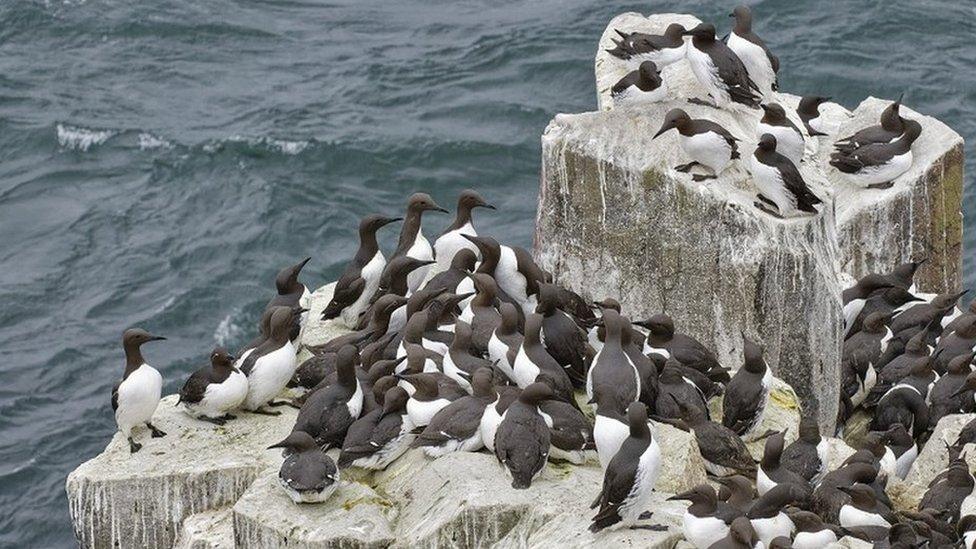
[{"left": 102, "top": 6, "right": 970, "bottom": 549}]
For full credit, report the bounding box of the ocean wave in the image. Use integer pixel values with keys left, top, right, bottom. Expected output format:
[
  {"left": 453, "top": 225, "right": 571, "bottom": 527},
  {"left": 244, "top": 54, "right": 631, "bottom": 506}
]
[
  {"left": 55, "top": 124, "right": 116, "bottom": 151},
  {"left": 210, "top": 135, "right": 311, "bottom": 156},
  {"left": 138, "top": 132, "right": 173, "bottom": 151},
  {"left": 213, "top": 311, "right": 244, "bottom": 346}
]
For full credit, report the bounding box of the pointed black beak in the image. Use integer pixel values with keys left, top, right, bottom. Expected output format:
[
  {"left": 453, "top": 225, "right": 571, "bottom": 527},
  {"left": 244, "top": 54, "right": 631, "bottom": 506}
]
[
  {"left": 150, "top": 335, "right": 167, "bottom": 341},
  {"left": 653, "top": 123, "right": 673, "bottom": 139},
  {"left": 382, "top": 216, "right": 403, "bottom": 226}
]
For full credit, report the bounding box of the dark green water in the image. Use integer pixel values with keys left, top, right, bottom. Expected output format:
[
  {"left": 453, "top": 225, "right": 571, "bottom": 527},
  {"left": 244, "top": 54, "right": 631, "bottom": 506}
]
[{"left": 0, "top": 0, "right": 972, "bottom": 545}]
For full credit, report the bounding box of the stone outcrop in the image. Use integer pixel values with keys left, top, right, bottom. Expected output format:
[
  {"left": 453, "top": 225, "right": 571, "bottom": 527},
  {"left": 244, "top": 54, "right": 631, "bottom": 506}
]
[
  {"left": 535, "top": 11, "right": 964, "bottom": 431},
  {"left": 890, "top": 413, "right": 976, "bottom": 512}
]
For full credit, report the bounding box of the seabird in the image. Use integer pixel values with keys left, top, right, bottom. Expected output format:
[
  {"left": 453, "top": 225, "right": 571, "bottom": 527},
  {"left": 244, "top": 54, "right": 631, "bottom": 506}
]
[
  {"left": 268, "top": 431, "right": 339, "bottom": 504},
  {"left": 441, "top": 320, "right": 495, "bottom": 392},
  {"left": 842, "top": 273, "right": 895, "bottom": 337},
  {"left": 412, "top": 368, "right": 495, "bottom": 457},
  {"left": 787, "top": 509, "right": 839, "bottom": 549},
  {"left": 460, "top": 234, "right": 529, "bottom": 317},
  {"left": 780, "top": 415, "right": 828, "bottom": 484},
  {"left": 841, "top": 312, "right": 892, "bottom": 408},
  {"left": 838, "top": 483, "right": 897, "bottom": 529},
  {"left": 178, "top": 347, "right": 248, "bottom": 425},
  {"left": 541, "top": 399, "right": 593, "bottom": 465},
  {"left": 757, "top": 103, "right": 804, "bottom": 165},
  {"left": 870, "top": 381, "right": 929, "bottom": 439},
  {"left": 399, "top": 372, "right": 454, "bottom": 428},
  {"left": 655, "top": 360, "right": 710, "bottom": 421},
  {"left": 310, "top": 294, "right": 406, "bottom": 355},
  {"left": 847, "top": 285, "right": 922, "bottom": 339},
  {"left": 751, "top": 134, "right": 822, "bottom": 218},
  {"left": 727, "top": 5, "right": 779, "bottom": 96},
  {"left": 747, "top": 483, "right": 803, "bottom": 547},
  {"left": 722, "top": 335, "right": 772, "bottom": 437},
  {"left": 605, "top": 24, "right": 687, "bottom": 67},
  {"left": 669, "top": 484, "right": 743, "bottom": 549},
  {"left": 716, "top": 475, "right": 756, "bottom": 513},
  {"left": 834, "top": 95, "right": 906, "bottom": 154},
  {"left": 673, "top": 396, "right": 756, "bottom": 477},
  {"left": 865, "top": 331, "right": 932, "bottom": 407},
  {"left": 513, "top": 313, "right": 579, "bottom": 408},
  {"left": 830, "top": 118, "right": 923, "bottom": 189},
  {"left": 933, "top": 317, "right": 976, "bottom": 373},
  {"left": 920, "top": 448, "right": 976, "bottom": 521},
  {"left": 487, "top": 302, "right": 523, "bottom": 383},
  {"left": 264, "top": 256, "right": 312, "bottom": 317},
  {"left": 433, "top": 190, "right": 494, "bottom": 272},
  {"left": 796, "top": 96, "right": 831, "bottom": 137},
  {"left": 611, "top": 61, "right": 666, "bottom": 105},
  {"left": 240, "top": 306, "right": 299, "bottom": 415},
  {"left": 634, "top": 313, "right": 727, "bottom": 382},
  {"left": 321, "top": 215, "right": 400, "bottom": 328},
  {"left": 494, "top": 382, "right": 553, "bottom": 489},
  {"left": 756, "top": 430, "right": 808, "bottom": 496},
  {"left": 375, "top": 256, "right": 438, "bottom": 333},
  {"left": 892, "top": 289, "right": 967, "bottom": 345},
  {"left": 337, "top": 386, "right": 414, "bottom": 470},
  {"left": 682, "top": 23, "right": 762, "bottom": 109},
  {"left": 479, "top": 385, "right": 520, "bottom": 453},
  {"left": 292, "top": 345, "right": 364, "bottom": 449},
  {"left": 586, "top": 307, "right": 640, "bottom": 405},
  {"left": 653, "top": 108, "right": 741, "bottom": 182},
  {"left": 590, "top": 386, "right": 632, "bottom": 471},
  {"left": 621, "top": 320, "right": 660, "bottom": 411},
  {"left": 423, "top": 248, "right": 478, "bottom": 296},
  {"left": 880, "top": 424, "right": 917, "bottom": 480},
  {"left": 113, "top": 328, "right": 167, "bottom": 453},
  {"left": 589, "top": 402, "right": 662, "bottom": 533},
  {"left": 460, "top": 273, "right": 502, "bottom": 354},
  {"left": 494, "top": 241, "right": 548, "bottom": 316},
  {"left": 391, "top": 192, "right": 449, "bottom": 293},
  {"left": 536, "top": 282, "right": 591, "bottom": 389}
]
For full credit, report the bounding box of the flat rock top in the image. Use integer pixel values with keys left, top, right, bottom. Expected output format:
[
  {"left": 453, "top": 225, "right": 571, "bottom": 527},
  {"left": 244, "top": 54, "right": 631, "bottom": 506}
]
[{"left": 68, "top": 395, "right": 296, "bottom": 482}]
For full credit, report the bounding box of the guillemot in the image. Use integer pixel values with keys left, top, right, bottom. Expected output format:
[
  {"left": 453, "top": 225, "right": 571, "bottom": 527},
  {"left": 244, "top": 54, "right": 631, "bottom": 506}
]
[
  {"left": 682, "top": 23, "right": 762, "bottom": 109},
  {"left": 240, "top": 306, "right": 299, "bottom": 415},
  {"left": 727, "top": 5, "right": 779, "bottom": 97},
  {"left": 512, "top": 313, "right": 579, "bottom": 408},
  {"left": 178, "top": 347, "right": 248, "bottom": 425},
  {"left": 751, "top": 133, "right": 822, "bottom": 218},
  {"left": 842, "top": 273, "right": 895, "bottom": 337},
  {"left": 460, "top": 273, "right": 502, "bottom": 354},
  {"left": 292, "top": 345, "right": 363, "bottom": 449},
  {"left": 757, "top": 103, "right": 804, "bottom": 165},
  {"left": 589, "top": 402, "right": 662, "bottom": 533},
  {"left": 838, "top": 483, "right": 897, "bottom": 529},
  {"left": 586, "top": 307, "right": 640, "bottom": 406},
  {"left": 536, "top": 282, "right": 590, "bottom": 389},
  {"left": 673, "top": 396, "right": 756, "bottom": 477},
  {"left": 541, "top": 399, "right": 594, "bottom": 465},
  {"left": 653, "top": 108, "right": 741, "bottom": 182},
  {"left": 747, "top": 483, "right": 803, "bottom": 547},
  {"left": 834, "top": 94, "right": 906, "bottom": 154},
  {"left": 611, "top": 61, "right": 666, "bottom": 106},
  {"left": 433, "top": 190, "right": 494, "bottom": 272},
  {"left": 756, "top": 430, "right": 807, "bottom": 496},
  {"left": 441, "top": 320, "right": 495, "bottom": 393},
  {"left": 113, "top": 328, "right": 167, "bottom": 453},
  {"left": 669, "top": 484, "right": 743, "bottom": 549},
  {"left": 605, "top": 24, "right": 687, "bottom": 67},
  {"left": 412, "top": 368, "right": 495, "bottom": 457},
  {"left": 399, "top": 372, "right": 455, "bottom": 428},
  {"left": 391, "top": 192, "right": 449, "bottom": 293},
  {"left": 487, "top": 302, "right": 523, "bottom": 383},
  {"left": 841, "top": 312, "right": 891, "bottom": 409},
  {"left": 494, "top": 382, "right": 553, "bottom": 489},
  {"left": 268, "top": 431, "right": 339, "bottom": 504},
  {"left": 337, "top": 386, "right": 414, "bottom": 470},
  {"left": 722, "top": 335, "right": 772, "bottom": 437},
  {"left": 479, "top": 385, "right": 520, "bottom": 453},
  {"left": 321, "top": 215, "right": 400, "bottom": 328},
  {"left": 797, "top": 96, "right": 831, "bottom": 137},
  {"left": 830, "top": 118, "right": 922, "bottom": 190},
  {"left": 780, "top": 414, "right": 828, "bottom": 484}
]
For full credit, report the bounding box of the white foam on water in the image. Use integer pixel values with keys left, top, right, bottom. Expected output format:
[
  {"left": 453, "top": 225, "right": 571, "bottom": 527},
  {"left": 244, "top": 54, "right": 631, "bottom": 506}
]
[
  {"left": 213, "top": 311, "right": 244, "bottom": 346},
  {"left": 56, "top": 124, "right": 115, "bottom": 151},
  {"left": 138, "top": 132, "right": 173, "bottom": 151}
]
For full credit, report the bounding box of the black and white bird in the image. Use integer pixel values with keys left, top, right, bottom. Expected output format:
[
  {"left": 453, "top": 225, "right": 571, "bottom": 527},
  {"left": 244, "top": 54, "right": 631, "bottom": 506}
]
[
  {"left": 240, "top": 306, "right": 299, "bottom": 414},
  {"left": 479, "top": 385, "right": 520, "bottom": 454},
  {"left": 337, "top": 386, "right": 415, "bottom": 470},
  {"left": 756, "top": 430, "right": 808, "bottom": 496},
  {"left": 487, "top": 302, "right": 523, "bottom": 383},
  {"left": 292, "top": 345, "right": 364, "bottom": 449},
  {"left": 838, "top": 483, "right": 897, "bottom": 529},
  {"left": 433, "top": 190, "right": 494, "bottom": 272},
  {"left": 494, "top": 382, "right": 553, "bottom": 489},
  {"left": 412, "top": 368, "right": 495, "bottom": 457},
  {"left": 178, "top": 347, "right": 248, "bottom": 425},
  {"left": 797, "top": 96, "right": 831, "bottom": 137},
  {"left": 113, "top": 328, "right": 167, "bottom": 453},
  {"left": 708, "top": 516, "right": 762, "bottom": 549},
  {"left": 459, "top": 273, "right": 502, "bottom": 355},
  {"left": 669, "top": 484, "right": 743, "bottom": 549},
  {"left": 841, "top": 312, "right": 892, "bottom": 409},
  {"left": 513, "top": 313, "right": 579, "bottom": 408},
  {"left": 834, "top": 95, "right": 906, "bottom": 154},
  {"left": 750, "top": 134, "right": 822, "bottom": 218},
  {"left": 268, "top": 431, "right": 339, "bottom": 504},
  {"left": 682, "top": 23, "right": 762, "bottom": 109},
  {"left": 830, "top": 118, "right": 922, "bottom": 190},
  {"left": 634, "top": 313, "right": 727, "bottom": 382},
  {"left": 653, "top": 108, "right": 741, "bottom": 182},
  {"left": 843, "top": 273, "right": 895, "bottom": 337},
  {"left": 399, "top": 372, "right": 454, "bottom": 428},
  {"left": 780, "top": 415, "right": 828, "bottom": 484},
  {"left": 748, "top": 484, "right": 803, "bottom": 547},
  {"left": 441, "top": 320, "right": 494, "bottom": 392},
  {"left": 757, "top": 103, "right": 804, "bottom": 165},
  {"left": 605, "top": 24, "right": 687, "bottom": 67},
  {"left": 536, "top": 282, "right": 590, "bottom": 389},
  {"left": 722, "top": 335, "right": 772, "bottom": 437},
  {"left": 611, "top": 61, "right": 666, "bottom": 106},
  {"left": 321, "top": 214, "right": 401, "bottom": 327},
  {"left": 727, "top": 5, "right": 779, "bottom": 97},
  {"left": 541, "top": 399, "right": 593, "bottom": 465},
  {"left": 391, "top": 192, "right": 449, "bottom": 293},
  {"left": 589, "top": 402, "right": 661, "bottom": 533},
  {"left": 586, "top": 308, "right": 640, "bottom": 407},
  {"left": 674, "top": 397, "right": 756, "bottom": 477}
]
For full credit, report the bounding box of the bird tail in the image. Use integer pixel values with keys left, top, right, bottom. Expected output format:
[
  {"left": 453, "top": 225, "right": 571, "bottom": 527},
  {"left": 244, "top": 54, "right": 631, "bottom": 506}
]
[{"left": 828, "top": 154, "right": 861, "bottom": 173}]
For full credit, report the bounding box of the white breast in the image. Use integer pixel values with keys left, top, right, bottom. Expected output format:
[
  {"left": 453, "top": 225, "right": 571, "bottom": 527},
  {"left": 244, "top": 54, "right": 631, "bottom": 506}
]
[
  {"left": 346, "top": 380, "right": 364, "bottom": 418},
  {"left": 407, "top": 397, "right": 450, "bottom": 427},
  {"left": 756, "top": 465, "right": 777, "bottom": 496},
  {"left": 455, "top": 276, "right": 475, "bottom": 310},
  {"left": 593, "top": 414, "right": 630, "bottom": 470},
  {"left": 116, "top": 364, "right": 163, "bottom": 435},
  {"left": 433, "top": 223, "right": 477, "bottom": 273},
  {"left": 750, "top": 156, "right": 797, "bottom": 215},
  {"left": 193, "top": 369, "right": 249, "bottom": 418},
  {"left": 727, "top": 31, "right": 775, "bottom": 96},
  {"left": 480, "top": 400, "right": 503, "bottom": 452},
  {"left": 406, "top": 230, "right": 434, "bottom": 292},
  {"left": 442, "top": 353, "right": 473, "bottom": 393},
  {"left": 613, "top": 81, "right": 668, "bottom": 106},
  {"left": 495, "top": 245, "right": 529, "bottom": 305},
  {"left": 847, "top": 150, "right": 914, "bottom": 186},
  {"left": 843, "top": 298, "right": 865, "bottom": 336},
  {"left": 756, "top": 122, "right": 804, "bottom": 165},
  {"left": 617, "top": 438, "right": 662, "bottom": 526},
  {"left": 684, "top": 44, "right": 729, "bottom": 106},
  {"left": 682, "top": 512, "right": 729, "bottom": 549},
  {"left": 342, "top": 251, "right": 386, "bottom": 328},
  {"left": 511, "top": 346, "right": 539, "bottom": 389},
  {"left": 894, "top": 443, "right": 918, "bottom": 479},
  {"left": 681, "top": 131, "right": 733, "bottom": 174},
  {"left": 243, "top": 342, "right": 297, "bottom": 410},
  {"left": 629, "top": 43, "right": 686, "bottom": 68},
  {"left": 751, "top": 513, "right": 794, "bottom": 547},
  {"left": 793, "top": 529, "right": 837, "bottom": 549},
  {"left": 839, "top": 505, "right": 890, "bottom": 529},
  {"left": 487, "top": 331, "right": 515, "bottom": 381}
]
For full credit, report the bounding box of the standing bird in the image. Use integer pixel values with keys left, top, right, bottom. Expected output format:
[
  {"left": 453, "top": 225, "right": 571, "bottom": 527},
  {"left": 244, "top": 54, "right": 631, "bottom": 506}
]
[
  {"left": 338, "top": 386, "right": 414, "bottom": 470},
  {"left": 781, "top": 415, "right": 828, "bottom": 484},
  {"left": 400, "top": 372, "right": 454, "bottom": 428},
  {"left": 536, "top": 282, "right": 590, "bottom": 389},
  {"left": 750, "top": 134, "right": 822, "bottom": 218},
  {"left": 480, "top": 386, "right": 520, "bottom": 454},
  {"left": 240, "top": 307, "right": 299, "bottom": 415},
  {"left": 611, "top": 61, "right": 666, "bottom": 106},
  {"left": 797, "top": 96, "right": 831, "bottom": 137},
  {"left": 605, "top": 24, "right": 687, "bottom": 67},
  {"left": 669, "top": 484, "right": 743, "bottom": 549},
  {"left": 292, "top": 345, "right": 364, "bottom": 449},
  {"left": 675, "top": 397, "right": 756, "bottom": 477},
  {"left": 838, "top": 483, "right": 897, "bottom": 529},
  {"left": 265, "top": 257, "right": 312, "bottom": 342},
  {"left": 841, "top": 312, "right": 892, "bottom": 409},
  {"left": 843, "top": 273, "right": 894, "bottom": 337},
  {"left": 727, "top": 5, "right": 779, "bottom": 97},
  {"left": 113, "top": 328, "right": 167, "bottom": 453},
  {"left": 460, "top": 273, "right": 502, "bottom": 354},
  {"left": 833, "top": 95, "right": 906, "bottom": 154},
  {"left": 412, "top": 368, "right": 495, "bottom": 457},
  {"left": 513, "top": 314, "right": 579, "bottom": 408},
  {"left": 494, "top": 382, "right": 553, "bottom": 489},
  {"left": 433, "top": 190, "right": 494, "bottom": 272},
  {"left": 683, "top": 23, "right": 762, "bottom": 109},
  {"left": 423, "top": 248, "right": 477, "bottom": 296},
  {"left": 829, "top": 118, "right": 922, "bottom": 190},
  {"left": 321, "top": 214, "right": 401, "bottom": 327},
  {"left": 722, "top": 335, "right": 772, "bottom": 437},
  {"left": 919, "top": 452, "right": 976, "bottom": 522},
  {"left": 587, "top": 308, "right": 640, "bottom": 405},
  {"left": 589, "top": 402, "right": 662, "bottom": 533},
  {"left": 634, "top": 313, "right": 726, "bottom": 381},
  {"left": 748, "top": 484, "right": 802, "bottom": 547},
  {"left": 487, "top": 302, "right": 523, "bottom": 383},
  {"left": 178, "top": 347, "right": 248, "bottom": 425},
  {"left": 392, "top": 192, "right": 449, "bottom": 293},
  {"left": 441, "top": 320, "right": 493, "bottom": 392},
  {"left": 268, "top": 431, "right": 339, "bottom": 504},
  {"left": 756, "top": 430, "right": 808, "bottom": 496},
  {"left": 653, "top": 108, "right": 741, "bottom": 182},
  {"left": 757, "top": 103, "right": 804, "bottom": 165},
  {"left": 541, "top": 399, "right": 594, "bottom": 465}
]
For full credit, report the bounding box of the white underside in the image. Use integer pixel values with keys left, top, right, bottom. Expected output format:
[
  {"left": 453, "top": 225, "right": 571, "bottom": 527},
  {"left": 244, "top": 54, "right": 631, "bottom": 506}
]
[
  {"left": 682, "top": 512, "right": 729, "bottom": 549},
  {"left": 116, "top": 364, "right": 163, "bottom": 436},
  {"left": 751, "top": 156, "right": 801, "bottom": 216},
  {"left": 487, "top": 332, "right": 516, "bottom": 382},
  {"left": 594, "top": 415, "right": 630, "bottom": 470},
  {"left": 442, "top": 352, "right": 473, "bottom": 393},
  {"left": 350, "top": 423, "right": 415, "bottom": 470},
  {"left": 433, "top": 223, "right": 477, "bottom": 273},
  {"left": 407, "top": 397, "right": 450, "bottom": 428},
  {"left": 613, "top": 81, "right": 668, "bottom": 106},
  {"left": 511, "top": 346, "right": 540, "bottom": 388},
  {"left": 278, "top": 477, "right": 338, "bottom": 504},
  {"left": 793, "top": 529, "right": 837, "bottom": 549},
  {"left": 685, "top": 44, "right": 732, "bottom": 107},
  {"left": 756, "top": 122, "right": 804, "bottom": 165},
  {"left": 406, "top": 231, "right": 434, "bottom": 293},
  {"left": 756, "top": 465, "right": 776, "bottom": 496},
  {"left": 751, "top": 513, "right": 794, "bottom": 547},
  {"left": 844, "top": 150, "right": 913, "bottom": 186},
  {"left": 422, "top": 431, "right": 484, "bottom": 458},
  {"left": 341, "top": 251, "right": 385, "bottom": 328},
  {"left": 495, "top": 246, "right": 532, "bottom": 311},
  {"left": 614, "top": 439, "right": 662, "bottom": 528},
  {"left": 839, "top": 504, "right": 891, "bottom": 529},
  {"left": 893, "top": 443, "right": 918, "bottom": 479},
  {"left": 243, "top": 342, "right": 297, "bottom": 410},
  {"left": 184, "top": 369, "right": 249, "bottom": 419},
  {"left": 479, "top": 400, "right": 503, "bottom": 453},
  {"left": 728, "top": 31, "right": 775, "bottom": 96},
  {"left": 681, "top": 130, "right": 734, "bottom": 174},
  {"left": 628, "top": 43, "right": 686, "bottom": 68}
]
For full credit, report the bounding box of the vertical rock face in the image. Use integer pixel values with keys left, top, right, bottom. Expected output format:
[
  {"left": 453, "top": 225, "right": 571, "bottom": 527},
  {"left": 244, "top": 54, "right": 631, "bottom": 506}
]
[{"left": 536, "top": 11, "right": 964, "bottom": 428}]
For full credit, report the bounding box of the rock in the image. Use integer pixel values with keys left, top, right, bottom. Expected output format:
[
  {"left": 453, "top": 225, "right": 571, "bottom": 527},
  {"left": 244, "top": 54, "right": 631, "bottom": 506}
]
[
  {"left": 232, "top": 474, "right": 397, "bottom": 548},
  {"left": 298, "top": 282, "right": 351, "bottom": 359},
  {"left": 707, "top": 376, "right": 803, "bottom": 459},
  {"left": 173, "top": 509, "right": 234, "bottom": 549},
  {"left": 829, "top": 98, "right": 964, "bottom": 293},
  {"left": 892, "top": 413, "right": 976, "bottom": 511},
  {"left": 65, "top": 395, "right": 297, "bottom": 549},
  {"left": 649, "top": 421, "right": 709, "bottom": 493},
  {"left": 842, "top": 408, "right": 873, "bottom": 449},
  {"left": 823, "top": 437, "right": 857, "bottom": 472}
]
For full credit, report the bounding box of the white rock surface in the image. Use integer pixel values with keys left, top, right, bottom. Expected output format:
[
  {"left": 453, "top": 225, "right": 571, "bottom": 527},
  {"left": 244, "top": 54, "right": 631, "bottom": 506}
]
[
  {"left": 65, "top": 395, "right": 297, "bottom": 549},
  {"left": 891, "top": 413, "right": 976, "bottom": 511},
  {"left": 174, "top": 509, "right": 234, "bottom": 549}
]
